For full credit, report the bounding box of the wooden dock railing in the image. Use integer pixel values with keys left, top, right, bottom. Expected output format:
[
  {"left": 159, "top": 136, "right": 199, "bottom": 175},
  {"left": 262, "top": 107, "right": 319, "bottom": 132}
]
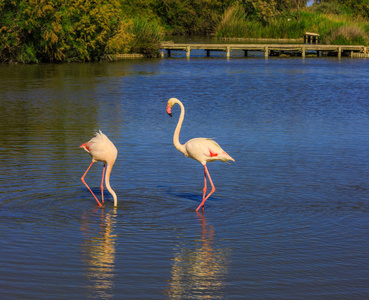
[
  {"left": 304, "top": 32, "right": 320, "bottom": 44},
  {"left": 160, "top": 43, "right": 367, "bottom": 59}
]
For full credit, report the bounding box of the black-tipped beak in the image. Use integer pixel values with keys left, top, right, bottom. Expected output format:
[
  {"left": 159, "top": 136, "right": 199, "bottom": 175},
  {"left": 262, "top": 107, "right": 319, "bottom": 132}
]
[{"left": 166, "top": 103, "right": 173, "bottom": 117}]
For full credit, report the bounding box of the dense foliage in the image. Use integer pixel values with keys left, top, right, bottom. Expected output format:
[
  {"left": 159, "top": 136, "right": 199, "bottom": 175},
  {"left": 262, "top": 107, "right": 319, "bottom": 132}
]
[
  {"left": 0, "top": 0, "right": 368, "bottom": 63},
  {"left": 0, "top": 0, "right": 130, "bottom": 62},
  {"left": 0, "top": 0, "right": 162, "bottom": 63},
  {"left": 216, "top": 0, "right": 369, "bottom": 44}
]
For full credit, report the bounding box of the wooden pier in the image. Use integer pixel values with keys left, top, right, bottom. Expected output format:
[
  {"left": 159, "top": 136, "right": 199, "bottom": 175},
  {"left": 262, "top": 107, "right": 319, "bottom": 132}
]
[
  {"left": 304, "top": 32, "right": 320, "bottom": 44},
  {"left": 161, "top": 43, "right": 367, "bottom": 59}
]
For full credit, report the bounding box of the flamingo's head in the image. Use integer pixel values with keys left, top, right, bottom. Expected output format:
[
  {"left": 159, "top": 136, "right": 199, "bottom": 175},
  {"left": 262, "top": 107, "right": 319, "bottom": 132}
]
[
  {"left": 79, "top": 143, "right": 90, "bottom": 153},
  {"left": 167, "top": 98, "right": 179, "bottom": 117}
]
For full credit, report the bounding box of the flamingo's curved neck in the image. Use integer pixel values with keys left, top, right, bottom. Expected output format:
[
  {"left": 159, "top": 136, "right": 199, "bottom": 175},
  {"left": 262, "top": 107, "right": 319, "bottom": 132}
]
[
  {"left": 105, "top": 163, "right": 117, "bottom": 206},
  {"left": 174, "top": 100, "right": 186, "bottom": 155}
]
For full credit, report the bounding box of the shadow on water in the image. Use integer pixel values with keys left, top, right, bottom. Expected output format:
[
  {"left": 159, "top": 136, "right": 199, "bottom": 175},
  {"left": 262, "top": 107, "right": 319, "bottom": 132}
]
[
  {"left": 164, "top": 212, "right": 230, "bottom": 299},
  {"left": 169, "top": 191, "right": 223, "bottom": 203},
  {"left": 166, "top": 187, "right": 225, "bottom": 204}
]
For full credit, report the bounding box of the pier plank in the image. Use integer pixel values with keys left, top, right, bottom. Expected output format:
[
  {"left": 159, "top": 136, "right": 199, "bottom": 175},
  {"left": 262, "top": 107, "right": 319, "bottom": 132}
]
[{"left": 161, "top": 43, "right": 366, "bottom": 58}]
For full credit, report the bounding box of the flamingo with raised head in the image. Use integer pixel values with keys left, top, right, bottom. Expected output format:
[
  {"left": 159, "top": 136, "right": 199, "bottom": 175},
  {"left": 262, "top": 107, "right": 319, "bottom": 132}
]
[
  {"left": 166, "top": 98, "right": 235, "bottom": 211},
  {"left": 80, "top": 130, "right": 118, "bottom": 207}
]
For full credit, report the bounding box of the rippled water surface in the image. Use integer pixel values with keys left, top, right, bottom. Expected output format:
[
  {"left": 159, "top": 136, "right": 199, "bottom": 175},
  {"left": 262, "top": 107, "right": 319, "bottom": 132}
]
[{"left": 1, "top": 56, "right": 369, "bottom": 299}]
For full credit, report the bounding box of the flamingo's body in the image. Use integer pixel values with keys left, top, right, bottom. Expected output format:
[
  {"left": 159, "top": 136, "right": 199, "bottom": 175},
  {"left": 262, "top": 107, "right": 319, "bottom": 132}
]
[
  {"left": 80, "top": 130, "right": 118, "bottom": 207},
  {"left": 166, "top": 98, "right": 234, "bottom": 211}
]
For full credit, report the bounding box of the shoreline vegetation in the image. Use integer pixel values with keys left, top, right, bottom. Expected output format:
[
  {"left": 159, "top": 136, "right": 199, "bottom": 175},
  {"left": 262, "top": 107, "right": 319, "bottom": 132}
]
[{"left": 1, "top": 0, "right": 368, "bottom": 63}]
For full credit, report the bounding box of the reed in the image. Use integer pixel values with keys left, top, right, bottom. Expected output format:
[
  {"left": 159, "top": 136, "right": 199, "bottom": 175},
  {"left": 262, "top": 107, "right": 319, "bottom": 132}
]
[
  {"left": 215, "top": 6, "right": 369, "bottom": 45},
  {"left": 324, "top": 25, "right": 368, "bottom": 45},
  {"left": 129, "top": 17, "right": 164, "bottom": 57},
  {"left": 216, "top": 5, "right": 306, "bottom": 39},
  {"left": 216, "top": 4, "right": 247, "bottom": 38}
]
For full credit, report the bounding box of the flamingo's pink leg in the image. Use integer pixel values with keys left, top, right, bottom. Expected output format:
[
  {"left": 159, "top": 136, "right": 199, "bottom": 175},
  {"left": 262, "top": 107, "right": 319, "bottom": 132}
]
[
  {"left": 202, "top": 167, "right": 207, "bottom": 203},
  {"left": 81, "top": 161, "right": 102, "bottom": 207},
  {"left": 196, "top": 165, "right": 216, "bottom": 212},
  {"left": 196, "top": 168, "right": 207, "bottom": 212},
  {"left": 101, "top": 163, "right": 105, "bottom": 203}
]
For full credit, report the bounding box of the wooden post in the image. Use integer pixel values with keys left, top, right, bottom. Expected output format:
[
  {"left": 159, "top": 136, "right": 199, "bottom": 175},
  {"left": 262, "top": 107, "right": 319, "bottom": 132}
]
[
  {"left": 304, "top": 32, "right": 320, "bottom": 45},
  {"left": 244, "top": 50, "right": 248, "bottom": 57},
  {"left": 167, "top": 49, "right": 171, "bottom": 57},
  {"left": 302, "top": 46, "right": 305, "bottom": 58},
  {"left": 226, "top": 46, "right": 231, "bottom": 58},
  {"left": 186, "top": 46, "right": 191, "bottom": 58},
  {"left": 338, "top": 46, "right": 342, "bottom": 59},
  {"left": 264, "top": 46, "right": 269, "bottom": 58},
  {"left": 206, "top": 50, "right": 210, "bottom": 57}
]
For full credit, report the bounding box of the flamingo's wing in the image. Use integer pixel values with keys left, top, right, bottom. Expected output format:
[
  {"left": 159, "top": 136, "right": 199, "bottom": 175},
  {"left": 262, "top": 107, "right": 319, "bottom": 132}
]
[
  {"left": 185, "top": 138, "right": 234, "bottom": 163},
  {"left": 205, "top": 139, "right": 234, "bottom": 162}
]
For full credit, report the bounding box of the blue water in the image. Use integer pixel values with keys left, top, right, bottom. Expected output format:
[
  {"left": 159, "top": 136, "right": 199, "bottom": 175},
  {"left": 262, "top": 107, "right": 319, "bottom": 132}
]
[{"left": 0, "top": 56, "right": 369, "bottom": 299}]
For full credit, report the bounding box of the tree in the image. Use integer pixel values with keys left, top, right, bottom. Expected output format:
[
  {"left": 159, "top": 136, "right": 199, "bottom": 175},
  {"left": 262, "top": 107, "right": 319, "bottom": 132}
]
[
  {"left": 238, "top": 0, "right": 307, "bottom": 25},
  {"left": 153, "top": 0, "right": 230, "bottom": 35},
  {"left": 313, "top": 0, "right": 369, "bottom": 18},
  {"left": 277, "top": 0, "right": 308, "bottom": 22},
  {"left": 0, "top": 0, "right": 134, "bottom": 63},
  {"left": 252, "top": 0, "right": 280, "bottom": 25}
]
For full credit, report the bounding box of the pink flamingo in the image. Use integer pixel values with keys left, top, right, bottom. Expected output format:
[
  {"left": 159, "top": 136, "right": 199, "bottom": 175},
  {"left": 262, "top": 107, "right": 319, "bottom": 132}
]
[
  {"left": 79, "top": 130, "right": 118, "bottom": 207},
  {"left": 166, "top": 98, "right": 235, "bottom": 211}
]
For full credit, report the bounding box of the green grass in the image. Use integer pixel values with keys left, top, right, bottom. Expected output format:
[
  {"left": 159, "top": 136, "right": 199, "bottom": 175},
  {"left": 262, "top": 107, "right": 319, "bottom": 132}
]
[
  {"left": 129, "top": 17, "right": 164, "bottom": 57},
  {"left": 215, "top": 7, "right": 369, "bottom": 45}
]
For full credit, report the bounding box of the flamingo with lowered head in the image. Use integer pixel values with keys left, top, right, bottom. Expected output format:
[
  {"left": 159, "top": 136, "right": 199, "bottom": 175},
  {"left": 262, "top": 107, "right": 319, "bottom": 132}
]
[
  {"left": 166, "top": 98, "right": 235, "bottom": 212},
  {"left": 80, "top": 130, "right": 118, "bottom": 207}
]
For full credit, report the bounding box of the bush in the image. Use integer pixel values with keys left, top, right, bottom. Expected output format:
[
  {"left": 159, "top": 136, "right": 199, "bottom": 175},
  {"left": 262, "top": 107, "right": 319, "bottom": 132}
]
[
  {"left": 323, "top": 25, "right": 369, "bottom": 45},
  {"left": 216, "top": 3, "right": 306, "bottom": 39},
  {"left": 105, "top": 21, "right": 135, "bottom": 55},
  {"left": 309, "top": 2, "right": 346, "bottom": 15},
  {"left": 215, "top": 4, "right": 369, "bottom": 45},
  {"left": 0, "top": 0, "right": 146, "bottom": 63},
  {"left": 153, "top": 0, "right": 222, "bottom": 35}
]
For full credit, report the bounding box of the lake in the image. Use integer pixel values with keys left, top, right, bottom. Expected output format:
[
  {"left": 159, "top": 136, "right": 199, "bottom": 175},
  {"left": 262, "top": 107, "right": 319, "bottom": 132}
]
[{"left": 1, "top": 54, "right": 369, "bottom": 299}]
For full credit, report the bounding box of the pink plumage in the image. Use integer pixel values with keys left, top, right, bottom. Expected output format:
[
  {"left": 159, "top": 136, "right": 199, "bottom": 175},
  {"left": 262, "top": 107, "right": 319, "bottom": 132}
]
[
  {"left": 80, "top": 130, "right": 118, "bottom": 207},
  {"left": 167, "top": 98, "right": 235, "bottom": 211}
]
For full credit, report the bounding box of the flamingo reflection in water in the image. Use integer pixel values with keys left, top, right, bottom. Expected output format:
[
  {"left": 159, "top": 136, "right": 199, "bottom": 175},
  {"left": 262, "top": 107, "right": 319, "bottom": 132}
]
[
  {"left": 81, "top": 208, "right": 118, "bottom": 298},
  {"left": 164, "top": 212, "right": 230, "bottom": 298}
]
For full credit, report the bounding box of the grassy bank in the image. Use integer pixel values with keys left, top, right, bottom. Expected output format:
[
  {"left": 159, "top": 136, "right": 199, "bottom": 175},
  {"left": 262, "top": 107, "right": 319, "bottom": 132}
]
[
  {"left": 215, "top": 4, "right": 369, "bottom": 46},
  {"left": 1, "top": 1, "right": 368, "bottom": 63}
]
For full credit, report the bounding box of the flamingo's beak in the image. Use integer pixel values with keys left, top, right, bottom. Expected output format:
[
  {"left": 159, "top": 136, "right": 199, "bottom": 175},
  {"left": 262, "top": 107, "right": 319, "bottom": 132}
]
[
  {"left": 79, "top": 143, "right": 90, "bottom": 151},
  {"left": 166, "top": 103, "right": 172, "bottom": 117}
]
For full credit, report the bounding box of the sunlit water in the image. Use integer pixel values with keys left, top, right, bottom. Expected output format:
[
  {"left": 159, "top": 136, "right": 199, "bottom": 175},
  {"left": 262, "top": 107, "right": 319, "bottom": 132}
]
[{"left": 1, "top": 55, "right": 369, "bottom": 299}]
